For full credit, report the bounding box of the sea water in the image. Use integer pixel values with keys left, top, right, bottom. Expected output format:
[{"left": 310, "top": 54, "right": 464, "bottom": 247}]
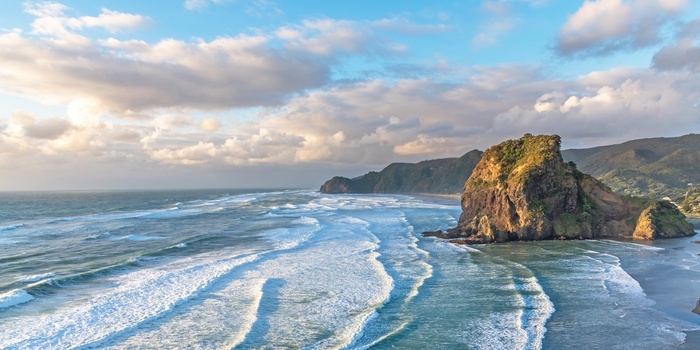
[{"left": 0, "top": 189, "right": 699, "bottom": 349}]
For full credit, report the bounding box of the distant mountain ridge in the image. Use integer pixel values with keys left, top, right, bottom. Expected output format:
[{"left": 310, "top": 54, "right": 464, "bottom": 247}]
[
  {"left": 320, "top": 150, "right": 483, "bottom": 194},
  {"left": 561, "top": 134, "right": 700, "bottom": 201}
]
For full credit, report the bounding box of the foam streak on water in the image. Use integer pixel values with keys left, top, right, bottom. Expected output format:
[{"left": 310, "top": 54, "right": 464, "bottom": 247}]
[{"left": 1, "top": 190, "right": 699, "bottom": 349}]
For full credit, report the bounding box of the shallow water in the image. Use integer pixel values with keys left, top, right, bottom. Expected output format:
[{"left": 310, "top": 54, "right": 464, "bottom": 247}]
[{"left": 0, "top": 189, "right": 699, "bottom": 349}]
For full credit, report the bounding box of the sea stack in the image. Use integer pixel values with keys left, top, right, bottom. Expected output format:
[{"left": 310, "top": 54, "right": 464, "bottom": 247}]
[{"left": 433, "top": 134, "right": 695, "bottom": 244}]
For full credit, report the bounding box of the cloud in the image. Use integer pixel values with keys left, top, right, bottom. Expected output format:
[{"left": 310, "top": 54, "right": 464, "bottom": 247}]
[
  {"left": 4, "top": 1, "right": 700, "bottom": 180},
  {"left": 371, "top": 17, "right": 451, "bottom": 35},
  {"left": 0, "top": 110, "right": 108, "bottom": 156},
  {"left": 652, "top": 18, "right": 700, "bottom": 71},
  {"left": 652, "top": 38, "right": 700, "bottom": 70},
  {"left": 149, "top": 141, "right": 218, "bottom": 165},
  {"left": 556, "top": 0, "right": 687, "bottom": 58},
  {"left": 1, "top": 7, "right": 445, "bottom": 116},
  {"left": 200, "top": 117, "right": 221, "bottom": 131},
  {"left": 184, "top": 0, "right": 224, "bottom": 10},
  {"left": 25, "top": 2, "right": 150, "bottom": 36},
  {"left": 493, "top": 67, "right": 700, "bottom": 143},
  {"left": 472, "top": 2, "right": 518, "bottom": 47},
  {"left": 0, "top": 31, "right": 330, "bottom": 112},
  {"left": 23, "top": 117, "right": 73, "bottom": 139}
]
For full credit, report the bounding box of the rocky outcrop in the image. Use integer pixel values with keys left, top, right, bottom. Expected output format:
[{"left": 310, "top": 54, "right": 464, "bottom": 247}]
[
  {"left": 427, "top": 134, "right": 695, "bottom": 244},
  {"left": 320, "top": 150, "right": 483, "bottom": 194},
  {"left": 633, "top": 201, "right": 695, "bottom": 239}
]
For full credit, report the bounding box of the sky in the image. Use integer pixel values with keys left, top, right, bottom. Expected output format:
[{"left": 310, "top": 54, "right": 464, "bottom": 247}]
[{"left": 1, "top": 0, "right": 700, "bottom": 190}]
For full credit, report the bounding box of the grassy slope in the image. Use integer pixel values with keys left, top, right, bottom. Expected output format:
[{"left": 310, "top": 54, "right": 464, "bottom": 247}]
[{"left": 562, "top": 134, "right": 700, "bottom": 202}]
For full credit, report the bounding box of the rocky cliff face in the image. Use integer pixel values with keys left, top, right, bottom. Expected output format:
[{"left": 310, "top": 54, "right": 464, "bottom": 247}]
[{"left": 433, "top": 134, "right": 694, "bottom": 244}]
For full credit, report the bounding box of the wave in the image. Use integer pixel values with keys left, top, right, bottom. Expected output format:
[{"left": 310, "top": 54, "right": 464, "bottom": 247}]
[
  {"left": 0, "top": 223, "right": 25, "bottom": 232},
  {"left": 0, "top": 290, "right": 34, "bottom": 309},
  {"left": 261, "top": 216, "right": 320, "bottom": 250},
  {"left": 599, "top": 239, "right": 665, "bottom": 251},
  {"left": 0, "top": 252, "right": 261, "bottom": 349},
  {"left": 115, "top": 234, "right": 164, "bottom": 241},
  {"left": 576, "top": 250, "right": 651, "bottom": 310},
  {"left": 19, "top": 273, "right": 56, "bottom": 284},
  {"left": 512, "top": 275, "right": 555, "bottom": 350}
]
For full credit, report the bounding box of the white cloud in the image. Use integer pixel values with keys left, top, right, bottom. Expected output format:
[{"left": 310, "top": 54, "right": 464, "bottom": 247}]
[
  {"left": 556, "top": 0, "right": 687, "bottom": 57},
  {"left": 25, "top": 2, "right": 150, "bottom": 36},
  {"left": 76, "top": 8, "right": 151, "bottom": 33},
  {"left": 149, "top": 142, "right": 218, "bottom": 165},
  {"left": 0, "top": 110, "right": 108, "bottom": 156},
  {"left": 0, "top": 30, "right": 330, "bottom": 112},
  {"left": 2, "top": 8, "right": 442, "bottom": 116},
  {"left": 493, "top": 69, "right": 699, "bottom": 142}
]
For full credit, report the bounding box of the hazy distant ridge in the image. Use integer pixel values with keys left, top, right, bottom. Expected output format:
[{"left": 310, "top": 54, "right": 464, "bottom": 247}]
[{"left": 320, "top": 150, "right": 483, "bottom": 194}]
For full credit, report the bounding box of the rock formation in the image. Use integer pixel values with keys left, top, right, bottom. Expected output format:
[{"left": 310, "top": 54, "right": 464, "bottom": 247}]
[{"left": 426, "top": 134, "right": 695, "bottom": 244}]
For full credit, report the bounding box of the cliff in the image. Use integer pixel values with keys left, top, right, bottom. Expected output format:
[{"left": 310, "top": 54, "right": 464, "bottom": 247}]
[
  {"left": 320, "top": 150, "right": 483, "bottom": 194},
  {"left": 426, "top": 134, "right": 694, "bottom": 244}
]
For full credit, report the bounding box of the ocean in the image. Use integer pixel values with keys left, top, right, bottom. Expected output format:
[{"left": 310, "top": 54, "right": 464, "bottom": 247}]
[{"left": 1, "top": 189, "right": 700, "bottom": 349}]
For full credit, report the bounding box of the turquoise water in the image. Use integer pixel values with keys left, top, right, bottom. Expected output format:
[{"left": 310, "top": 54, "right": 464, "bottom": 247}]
[{"left": 0, "top": 189, "right": 699, "bottom": 349}]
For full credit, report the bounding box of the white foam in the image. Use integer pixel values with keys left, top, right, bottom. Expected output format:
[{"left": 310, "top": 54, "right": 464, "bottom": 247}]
[
  {"left": 599, "top": 239, "right": 665, "bottom": 251},
  {"left": 581, "top": 250, "right": 650, "bottom": 305},
  {"left": 20, "top": 273, "right": 56, "bottom": 284},
  {"left": 175, "top": 243, "right": 187, "bottom": 248},
  {"left": 292, "top": 216, "right": 319, "bottom": 226},
  {"left": 86, "top": 232, "right": 111, "bottom": 240},
  {"left": 514, "top": 276, "right": 555, "bottom": 350},
  {"left": 0, "top": 252, "right": 260, "bottom": 349},
  {"left": 0, "top": 290, "right": 34, "bottom": 309},
  {"left": 260, "top": 219, "right": 320, "bottom": 251},
  {"left": 240, "top": 215, "right": 394, "bottom": 349},
  {"left": 109, "top": 277, "right": 268, "bottom": 349},
  {"left": 116, "top": 235, "right": 164, "bottom": 241}
]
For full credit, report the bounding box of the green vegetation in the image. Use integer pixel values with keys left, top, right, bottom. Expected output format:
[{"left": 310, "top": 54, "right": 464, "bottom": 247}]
[
  {"left": 682, "top": 187, "right": 700, "bottom": 213},
  {"left": 320, "top": 149, "right": 483, "bottom": 194},
  {"left": 562, "top": 133, "right": 700, "bottom": 213}
]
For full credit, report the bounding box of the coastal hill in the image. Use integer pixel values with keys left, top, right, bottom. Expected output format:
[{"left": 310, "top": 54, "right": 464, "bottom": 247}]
[
  {"left": 561, "top": 134, "right": 700, "bottom": 200},
  {"left": 424, "top": 134, "right": 694, "bottom": 244},
  {"left": 321, "top": 134, "right": 700, "bottom": 215},
  {"left": 320, "top": 150, "right": 483, "bottom": 194}
]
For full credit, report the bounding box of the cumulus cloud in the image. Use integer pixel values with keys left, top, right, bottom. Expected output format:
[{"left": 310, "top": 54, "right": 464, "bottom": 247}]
[
  {"left": 0, "top": 6, "right": 446, "bottom": 116},
  {"left": 493, "top": 68, "right": 700, "bottom": 143},
  {"left": 0, "top": 31, "right": 330, "bottom": 112},
  {"left": 4, "top": 1, "right": 700, "bottom": 179},
  {"left": 0, "top": 110, "right": 109, "bottom": 156},
  {"left": 556, "top": 0, "right": 687, "bottom": 57}
]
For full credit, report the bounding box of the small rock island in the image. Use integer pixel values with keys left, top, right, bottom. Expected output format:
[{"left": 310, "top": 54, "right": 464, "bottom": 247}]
[{"left": 425, "top": 134, "right": 695, "bottom": 244}]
